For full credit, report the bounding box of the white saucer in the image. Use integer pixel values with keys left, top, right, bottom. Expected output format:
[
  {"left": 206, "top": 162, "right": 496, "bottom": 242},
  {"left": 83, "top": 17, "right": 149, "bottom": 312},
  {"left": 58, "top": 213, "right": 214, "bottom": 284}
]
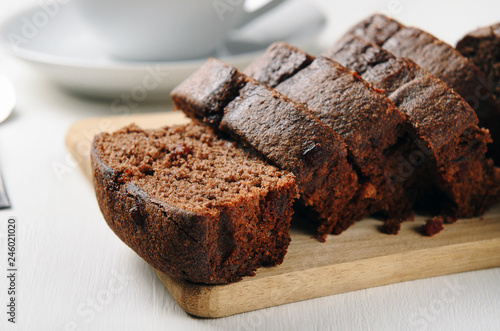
[{"left": 0, "top": 0, "right": 326, "bottom": 100}]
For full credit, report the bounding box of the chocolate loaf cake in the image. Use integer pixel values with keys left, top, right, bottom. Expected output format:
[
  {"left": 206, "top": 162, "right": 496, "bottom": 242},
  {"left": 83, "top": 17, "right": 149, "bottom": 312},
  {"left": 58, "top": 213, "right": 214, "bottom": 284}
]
[
  {"left": 91, "top": 123, "right": 297, "bottom": 284},
  {"left": 346, "top": 14, "right": 500, "bottom": 164},
  {"left": 325, "top": 35, "right": 500, "bottom": 219},
  {"left": 171, "top": 58, "right": 359, "bottom": 238},
  {"left": 457, "top": 23, "right": 500, "bottom": 102},
  {"left": 244, "top": 42, "right": 410, "bottom": 234}
]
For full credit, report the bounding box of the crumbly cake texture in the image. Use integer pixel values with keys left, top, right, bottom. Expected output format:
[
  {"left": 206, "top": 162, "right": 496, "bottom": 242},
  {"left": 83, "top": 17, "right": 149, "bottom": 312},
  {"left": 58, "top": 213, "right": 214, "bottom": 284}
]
[
  {"left": 346, "top": 14, "right": 500, "bottom": 164},
  {"left": 326, "top": 35, "right": 500, "bottom": 219},
  {"left": 457, "top": 23, "right": 500, "bottom": 102},
  {"left": 171, "top": 58, "right": 359, "bottom": 239},
  {"left": 243, "top": 42, "right": 410, "bottom": 234},
  {"left": 91, "top": 123, "right": 297, "bottom": 284}
]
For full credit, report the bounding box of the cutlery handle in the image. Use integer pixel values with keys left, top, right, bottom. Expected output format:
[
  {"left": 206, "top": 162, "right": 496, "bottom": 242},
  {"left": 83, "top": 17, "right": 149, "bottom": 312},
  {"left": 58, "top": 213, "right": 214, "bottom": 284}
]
[{"left": 0, "top": 170, "right": 11, "bottom": 209}]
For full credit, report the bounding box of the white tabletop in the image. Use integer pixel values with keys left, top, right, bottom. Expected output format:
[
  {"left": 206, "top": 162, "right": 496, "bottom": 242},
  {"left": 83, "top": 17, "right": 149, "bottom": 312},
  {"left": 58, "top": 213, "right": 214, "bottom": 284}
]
[{"left": 0, "top": 0, "right": 499, "bottom": 330}]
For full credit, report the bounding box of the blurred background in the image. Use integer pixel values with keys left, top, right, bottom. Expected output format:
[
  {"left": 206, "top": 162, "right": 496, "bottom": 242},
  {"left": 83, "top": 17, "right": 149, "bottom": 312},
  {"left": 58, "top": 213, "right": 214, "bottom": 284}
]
[{"left": 2, "top": 0, "right": 500, "bottom": 107}]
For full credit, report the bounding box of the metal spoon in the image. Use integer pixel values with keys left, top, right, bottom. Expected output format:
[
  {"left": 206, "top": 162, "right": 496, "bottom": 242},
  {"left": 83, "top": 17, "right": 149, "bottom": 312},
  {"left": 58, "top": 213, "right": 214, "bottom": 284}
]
[
  {"left": 0, "top": 72, "right": 14, "bottom": 208},
  {"left": 0, "top": 73, "right": 15, "bottom": 123},
  {"left": 0, "top": 172, "right": 9, "bottom": 209}
]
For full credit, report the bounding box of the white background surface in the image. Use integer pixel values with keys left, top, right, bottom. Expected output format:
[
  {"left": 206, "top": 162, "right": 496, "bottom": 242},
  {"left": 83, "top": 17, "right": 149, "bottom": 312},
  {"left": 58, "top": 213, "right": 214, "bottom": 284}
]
[{"left": 0, "top": 0, "right": 499, "bottom": 330}]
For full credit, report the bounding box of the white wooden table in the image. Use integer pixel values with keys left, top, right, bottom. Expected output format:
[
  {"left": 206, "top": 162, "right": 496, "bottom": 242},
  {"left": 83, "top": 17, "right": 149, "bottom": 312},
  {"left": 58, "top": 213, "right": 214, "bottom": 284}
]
[{"left": 0, "top": 0, "right": 499, "bottom": 330}]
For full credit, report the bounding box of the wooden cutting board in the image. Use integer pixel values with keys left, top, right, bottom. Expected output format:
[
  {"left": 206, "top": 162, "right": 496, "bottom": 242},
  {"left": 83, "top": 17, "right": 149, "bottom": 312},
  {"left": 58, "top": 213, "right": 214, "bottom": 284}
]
[{"left": 66, "top": 111, "right": 500, "bottom": 318}]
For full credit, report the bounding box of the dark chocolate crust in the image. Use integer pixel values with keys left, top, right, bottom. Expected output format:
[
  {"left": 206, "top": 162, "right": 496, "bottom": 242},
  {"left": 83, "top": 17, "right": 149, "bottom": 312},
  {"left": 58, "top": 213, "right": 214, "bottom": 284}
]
[
  {"left": 346, "top": 14, "right": 500, "bottom": 164},
  {"left": 246, "top": 43, "right": 405, "bottom": 176},
  {"left": 243, "top": 42, "right": 314, "bottom": 87},
  {"left": 326, "top": 34, "right": 500, "bottom": 217},
  {"left": 171, "top": 58, "right": 359, "bottom": 238},
  {"left": 170, "top": 59, "right": 247, "bottom": 125},
  {"left": 221, "top": 81, "right": 359, "bottom": 236},
  {"left": 457, "top": 23, "right": 500, "bottom": 103},
  {"left": 91, "top": 124, "right": 297, "bottom": 284},
  {"left": 244, "top": 42, "right": 409, "bottom": 232}
]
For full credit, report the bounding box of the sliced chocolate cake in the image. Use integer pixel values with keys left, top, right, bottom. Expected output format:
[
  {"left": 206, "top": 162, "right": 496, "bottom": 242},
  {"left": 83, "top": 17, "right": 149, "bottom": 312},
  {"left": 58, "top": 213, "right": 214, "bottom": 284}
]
[
  {"left": 91, "top": 123, "right": 297, "bottom": 284},
  {"left": 325, "top": 35, "right": 500, "bottom": 219},
  {"left": 172, "top": 58, "right": 359, "bottom": 239},
  {"left": 346, "top": 14, "right": 500, "bottom": 164},
  {"left": 244, "top": 42, "right": 410, "bottom": 234},
  {"left": 457, "top": 23, "right": 500, "bottom": 102}
]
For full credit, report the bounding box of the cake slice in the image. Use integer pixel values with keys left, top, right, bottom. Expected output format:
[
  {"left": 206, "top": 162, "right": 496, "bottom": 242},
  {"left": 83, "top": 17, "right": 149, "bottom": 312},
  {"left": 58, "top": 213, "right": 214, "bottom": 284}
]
[
  {"left": 171, "top": 58, "right": 359, "bottom": 239},
  {"left": 457, "top": 23, "right": 500, "bottom": 102},
  {"left": 325, "top": 34, "right": 500, "bottom": 219},
  {"left": 346, "top": 14, "right": 500, "bottom": 164},
  {"left": 244, "top": 42, "right": 410, "bottom": 234},
  {"left": 91, "top": 123, "right": 297, "bottom": 284}
]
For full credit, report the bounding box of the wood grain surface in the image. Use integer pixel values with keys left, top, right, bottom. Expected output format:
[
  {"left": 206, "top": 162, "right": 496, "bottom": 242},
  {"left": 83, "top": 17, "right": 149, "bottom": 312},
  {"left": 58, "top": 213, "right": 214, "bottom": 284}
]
[{"left": 66, "top": 111, "right": 500, "bottom": 318}]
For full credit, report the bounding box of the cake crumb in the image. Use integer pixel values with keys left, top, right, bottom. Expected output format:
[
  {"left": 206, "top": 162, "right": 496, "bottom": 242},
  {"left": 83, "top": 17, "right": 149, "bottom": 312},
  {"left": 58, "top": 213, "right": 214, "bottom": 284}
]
[
  {"left": 424, "top": 216, "right": 445, "bottom": 236},
  {"left": 381, "top": 212, "right": 413, "bottom": 235},
  {"left": 382, "top": 219, "right": 401, "bottom": 235},
  {"left": 443, "top": 215, "right": 457, "bottom": 224}
]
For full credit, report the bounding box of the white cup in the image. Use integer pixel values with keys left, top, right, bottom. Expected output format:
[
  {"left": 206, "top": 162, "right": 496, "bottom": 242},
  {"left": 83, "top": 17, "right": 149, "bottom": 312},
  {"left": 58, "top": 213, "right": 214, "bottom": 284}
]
[{"left": 74, "top": 0, "right": 284, "bottom": 61}]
